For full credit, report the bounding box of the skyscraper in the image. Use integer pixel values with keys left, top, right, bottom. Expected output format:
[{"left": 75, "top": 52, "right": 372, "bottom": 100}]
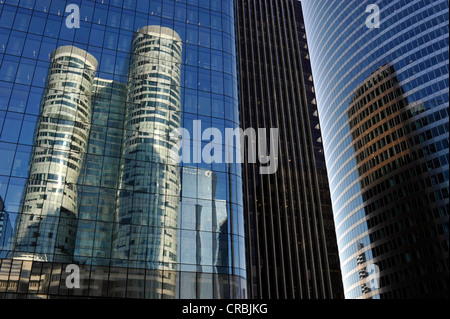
[
  {"left": 302, "top": 0, "right": 449, "bottom": 298},
  {"left": 236, "top": 0, "right": 344, "bottom": 299},
  {"left": 110, "top": 25, "right": 183, "bottom": 298}
]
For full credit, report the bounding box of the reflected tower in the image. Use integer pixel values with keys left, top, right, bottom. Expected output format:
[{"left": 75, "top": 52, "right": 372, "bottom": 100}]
[
  {"left": 74, "top": 78, "right": 127, "bottom": 265},
  {"left": 112, "top": 26, "right": 182, "bottom": 297},
  {"left": 179, "top": 167, "right": 230, "bottom": 298},
  {"left": 344, "top": 63, "right": 449, "bottom": 298},
  {"left": 13, "top": 46, "right": 97, "bottom": 262}
]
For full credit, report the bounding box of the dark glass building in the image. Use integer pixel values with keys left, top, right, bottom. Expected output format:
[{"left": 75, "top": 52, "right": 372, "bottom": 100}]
[
  {"left": 0, "top": 0, "right": 245, "bottom": 299},
  {"left": 236, "top": 0, "right": 344, "bottom": 299},
  {"left": 302, "top": 0, "right": 449, "bottom": 298}
]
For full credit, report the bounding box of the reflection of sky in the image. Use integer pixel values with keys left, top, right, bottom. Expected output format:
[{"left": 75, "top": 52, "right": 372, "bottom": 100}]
[{"left": 177, "top": 167, "right": 244, "bottom": 275}]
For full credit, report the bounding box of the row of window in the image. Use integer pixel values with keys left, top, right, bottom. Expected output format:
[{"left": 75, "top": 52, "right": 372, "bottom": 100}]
[
  {"left": 360, "top": 139, "right": 449, "bottom": 190},
  {"left": 0, "top": 1, "right": 234, "bottom": 33},
  {"left": 313, "top": 0, "right": 445, "bottom": 106},
  {"left": 334, "top": 142, "right": 448, "bottom": 228},
  {"left": 342, "top": 205, "right": 447, "bottom": 276},
  {"left": 325, "top": 41, "right": 447, "bottom": 150},
  {"left": 339, "top": 181, "right": 448, "bottom": 262},
  {"left": 328, "top": 52, "right": 447, "bottom": 163},
  {"left": 0, "top": 85, "right": 239, "bottom": 125},
  {"left": 327, "top": 82, "right": 445, "bottom": 179},
  {"left": 349, "top": 66, "right": 397, "bottom": 106},
  {"left": 329, "top": 82, "right": 448, "bottom": 191},
  {"left": 0, "top": 264, "right": 245, "bottom": 299}
]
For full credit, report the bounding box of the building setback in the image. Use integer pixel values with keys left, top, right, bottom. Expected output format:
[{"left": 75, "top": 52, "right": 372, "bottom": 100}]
[{"left": 236, "top": 0, "right": 344, "bottom": 299}]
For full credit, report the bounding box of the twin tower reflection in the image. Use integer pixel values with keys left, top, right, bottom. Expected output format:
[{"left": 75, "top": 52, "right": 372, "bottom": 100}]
[{"left": 12, "top": 26, "right": 231, "bottom": 298}]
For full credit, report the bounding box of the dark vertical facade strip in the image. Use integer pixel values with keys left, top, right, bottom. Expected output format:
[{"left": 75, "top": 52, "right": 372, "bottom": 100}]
[{"left": 236, "top": 0, "right": 344, "bottom": 299}]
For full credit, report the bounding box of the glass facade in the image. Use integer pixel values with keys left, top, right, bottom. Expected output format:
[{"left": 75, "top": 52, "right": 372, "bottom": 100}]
[
  {"left": 0, "top": 196, "right": 13, "bottom": 259},
  {"left": 302, "top": 0, "right": 449, "bottom": 298},
  {"left": 0, "top": 0, "right": 245, "bottom": 299}
]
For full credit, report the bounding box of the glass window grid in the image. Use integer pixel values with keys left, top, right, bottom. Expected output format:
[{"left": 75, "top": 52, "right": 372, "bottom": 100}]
[{"left": 0, "top": 0, "right": 246, "bottom": 299}]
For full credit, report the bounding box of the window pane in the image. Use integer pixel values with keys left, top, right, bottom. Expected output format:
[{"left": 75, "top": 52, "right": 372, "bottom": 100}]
[
  {"left": 0, "top": 142, "right": 16, "bottom": 176},
  {"left": 198, "top": 27, "right": 210, "bottom": 48},
  {"left": 9, "top": 84, "right": 30, "bottom": 112},
  {"left": 44, "top": 15, "right": 61, "bottom": 38},
  {"left": 22, "top": 34, "right": 42, "bottom": 59},
  {"left": 4, "top": 177, "right": 26, "bottom": 213},
  {"left": 28, "top": 13, "right": 46, "bottom": 36},
  {"left": 0, "top": 6, "right": 16, "bottom": 28},
  {"left": 0, "top": 56, "right": 19, "bottom": 82},
  {"left": 13, "top": 12, "right": 31, "bottom": 32},
  {"left": 11, "top": 145, "right": 32, "bottom": 178},
  {"left": 89, "top": 25, "right": 105, "bottom": 47},
  {"left": 0, "top": 112, "right": 23, "bottom": 143},
  {"left": 19, "top": 114, "right": 38, "bottom": 145},
  {"left": 0, "top": 82, "right": 13, "bottom": 110},
  {"left": 15, "top": 58, "right": 36, "bottom": 85}
]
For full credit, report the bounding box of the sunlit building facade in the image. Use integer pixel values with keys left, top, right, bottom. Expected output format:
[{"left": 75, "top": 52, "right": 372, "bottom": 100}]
[{"left": 302, "top": 0, "right": 449, "bottom": 298}]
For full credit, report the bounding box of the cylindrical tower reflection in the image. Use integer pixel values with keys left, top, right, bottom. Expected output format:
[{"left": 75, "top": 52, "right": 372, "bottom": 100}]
[
  {"left": 112, "top": 26, "right": 182, "bottom": 298},
  {"left": 14, "top": 46, "right": 98, "bottom": 262}
]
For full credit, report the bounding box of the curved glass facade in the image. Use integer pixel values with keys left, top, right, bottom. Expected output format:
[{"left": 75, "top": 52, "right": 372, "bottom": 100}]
[
  {"left": 0, "top": 0, "right": 245, "bottom": 299},
  {"left": 302, "top": 0, "right": 449, "bottom": 298}
]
